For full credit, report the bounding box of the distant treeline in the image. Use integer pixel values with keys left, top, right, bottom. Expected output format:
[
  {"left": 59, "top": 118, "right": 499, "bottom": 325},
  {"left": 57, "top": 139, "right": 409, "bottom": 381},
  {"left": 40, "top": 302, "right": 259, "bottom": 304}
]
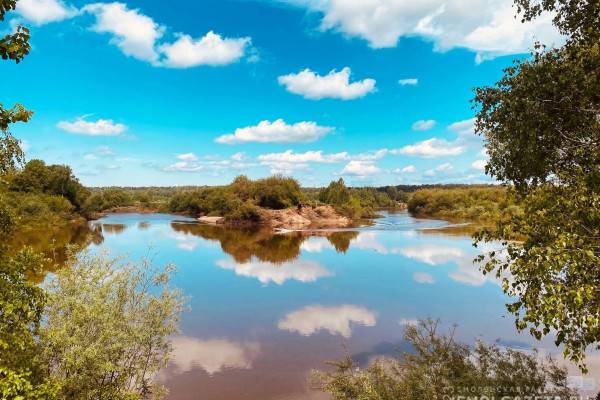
[{"left": 1, "top": 160, "right": 514, "bottom": 227}]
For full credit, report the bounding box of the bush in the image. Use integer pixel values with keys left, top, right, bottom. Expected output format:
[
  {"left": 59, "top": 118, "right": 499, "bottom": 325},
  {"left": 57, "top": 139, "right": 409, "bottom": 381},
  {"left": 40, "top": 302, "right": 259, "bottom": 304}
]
[
  {"left": 42, "top": 252, "right": 186, "bottom": 400},
  {"left": 407, "top": 186, "right": 521, "bottom": 223},
  {"left": 314, "top": 319, "right": 575, "bottom": 400},
  {"left": 254, "top": 176, "right": 304, "bottom": 209}
]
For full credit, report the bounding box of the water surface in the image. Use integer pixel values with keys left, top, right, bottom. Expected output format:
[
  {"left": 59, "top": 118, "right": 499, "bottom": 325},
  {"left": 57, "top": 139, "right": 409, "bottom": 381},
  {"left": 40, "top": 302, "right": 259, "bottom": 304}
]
[{"left": 82, "top": 211, "right": 598, "bottom": 398}]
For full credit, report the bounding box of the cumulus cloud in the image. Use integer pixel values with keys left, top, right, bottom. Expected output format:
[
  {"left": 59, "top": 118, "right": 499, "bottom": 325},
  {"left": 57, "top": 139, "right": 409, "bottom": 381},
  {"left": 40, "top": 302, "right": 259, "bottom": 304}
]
[
  {"left": 170, "top": 336, "right": 260, "bottom": 375},
  {"left": 258, "top": 150, "right": 348, "bottom": 164},
  {"left": 57, "top": 116, "right": 127, "bottom": 136},
  {"left": 413, "top": 272, "right": 435, "bottom": 284},
  {"left": 159, "top": 31, "right": 250, "bottom": 68},
  {"left": 412, "top": 119, "right": 437, "bottom": 131},
  {"left": 216, "top": 259, "right": 333, "bottom": 285},
  {"left": 341, "top": 160, "right": 380, "bottom": 176},
  {"left": 278, "top": 67, "right": 376, "bottom": 100},
  {"left": 395, "top": 138, "right": 464, "bottom": 158},
  {"left": 84, "top": 2, "right": 249, "bottom": 67},
  {"left": 84, "top": 2, "right": 164, "bottom": 63},
  {"left": 163, "top": 161, "right": 204, "bottom": 172},
  {"left": 278, "top": 304, "right": 376, "bottom": 337},
  {"left": 216, "top": 119, "right": 333, "bottom": 144},
  {"left": 398, "top": 78, "right": 418, "bottom": 86},
  {"left": 287, "top": 0, "right": 562, "bottom": 61},
  {"left": 16, "top": 0, "right": 76, "bottom": 24}
]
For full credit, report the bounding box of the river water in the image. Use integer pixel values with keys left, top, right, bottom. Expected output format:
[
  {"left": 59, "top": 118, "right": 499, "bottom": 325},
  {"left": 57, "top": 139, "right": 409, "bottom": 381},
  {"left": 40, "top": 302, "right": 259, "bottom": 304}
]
[{"left": 69, "top": 211, "right": 597, "bottom": 398}]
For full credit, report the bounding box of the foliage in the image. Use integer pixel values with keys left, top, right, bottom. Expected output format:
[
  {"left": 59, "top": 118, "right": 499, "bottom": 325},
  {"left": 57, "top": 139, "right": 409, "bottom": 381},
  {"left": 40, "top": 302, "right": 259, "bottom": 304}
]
[
  {"left": 82, "top": 188, "right": 134, "bottom": 214},
  {"left": 314, "top": 319, "right": 575, "bottom": 400},
  {"left": 407, "top": 186, "right": 522, "bottom": 223},
  {"left": 1, "top": 0, "right": 31, "bottom": 175},
  {"left": 319, "top": 179, "right": 396, "bottom": 218},
  {"left": 473, "top": 0, "right": 600, "bottom": 369},
  {"left": 0, "top": 244, "right": 57, "bottom": 399},
  {"left": 168, "top": 175, "right": 305, "bottom": 220},
  {"left": 10, "top": 160, "right": 90, "bottom": 209},
  {"left": 41, "top": 252, "right": 187, "bottom": 400}
]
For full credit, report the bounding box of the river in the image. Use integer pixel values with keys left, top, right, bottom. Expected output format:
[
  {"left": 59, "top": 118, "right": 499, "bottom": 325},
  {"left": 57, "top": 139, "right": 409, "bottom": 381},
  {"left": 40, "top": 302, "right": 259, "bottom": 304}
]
[{"left": 38, "top": 211, "right": 600, "bottom": 398}]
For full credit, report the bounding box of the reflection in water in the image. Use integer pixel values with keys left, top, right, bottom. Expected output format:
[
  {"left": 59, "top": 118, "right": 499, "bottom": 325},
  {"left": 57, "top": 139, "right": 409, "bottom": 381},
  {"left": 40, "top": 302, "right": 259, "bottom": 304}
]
[
  {"left": 400, "top": 244, "right": 465, "bottom": 265},
  {"left": 138, "top": 221, "right": 151, "bottom": 230},
  {"left": 216, "top": 259, "right": 333, "bottom": 285},
  {"left": 171, "top": 222, "right": 359, "bottom": 263},
  {"left": 170, "top": 336, "right": 260, "bottom": 375},
  {"left": 278, "top": 305, "right": 377, "bottom": 338},
  {"left": 9, "top": 222, "right": 103, "bottom": 278},
  {"left": 99, "top": 223, "right": 128, "bottom": 235},
  {"left": 41, "top": 211, "right": 595, "bottom": 400}
]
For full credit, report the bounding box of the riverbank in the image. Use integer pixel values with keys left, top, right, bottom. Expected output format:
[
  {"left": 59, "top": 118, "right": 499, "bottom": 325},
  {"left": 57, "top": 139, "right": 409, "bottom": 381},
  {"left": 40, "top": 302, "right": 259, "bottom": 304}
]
[{"left": 198, "top": 204, "right": 353, "bottom": 230}]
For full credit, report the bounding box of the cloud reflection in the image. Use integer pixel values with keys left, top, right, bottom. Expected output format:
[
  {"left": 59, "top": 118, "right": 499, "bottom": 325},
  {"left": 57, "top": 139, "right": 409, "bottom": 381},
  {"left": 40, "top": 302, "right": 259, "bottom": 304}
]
[
  {"left": 216, "top": 258, "right": 333, "bottom": 285},
  {"left": 170, "top": 336, "right": 260, "bottom": 375},
  {"left": 278, "top": 305, "right": 376, "bottom": 337}
]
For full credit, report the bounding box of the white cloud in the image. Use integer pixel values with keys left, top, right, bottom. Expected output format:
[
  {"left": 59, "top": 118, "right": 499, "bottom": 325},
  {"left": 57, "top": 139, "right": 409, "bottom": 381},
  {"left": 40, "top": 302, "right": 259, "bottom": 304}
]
[
  {"left": 159, "top": 31, "right": 250, "bottom": 68},
  {"left": 258, "top": 150, "right": 348, "bottom": 164},
  {"left": 399, "top": 318, "right": 419, "bottom": 327},
  {"left": 413, "top": 272, "right": 435, "bottom": 284},
  {"left": 396, "top": 165, "right": 416, "bottom": 174},
  {"left": 216, "top": 119, "right": 333, "bottom": 144},
  {"left": 395, "top": 138, "right": 464, "bottom": 158},
  {"left": 424, "top": 162, "right": 454, "bottom": 176},
  {"left": 472, "top": 159, "right": 487, "bottom": 170},
  {"left": 170, "top": 336, "right": 260, "bottom": 375},
  {"left": 84, "top": 2, "right": 164, "bottom": 63},
  {"left": 341, "top": 160, "right": 380, "bottom": 176},
  {"left": 216, "top": 259, "right": 333, "bottom": 285},
  {"left": 16, "top": 0, "right": 76, "bottom": 24},
  {"left": 84, "top": 3, "right": 250, "bottom": 67},
  {"left": 231, "top": 152, "right": 246, "bottom": 161},
  {"left": 163, "top": 161, "right": 204, "bottom": 173},
  {"left": 278, "top": 305, "right": 376, "bottom": 338},
  {"left": 57, "top": 116, "right": 127, "bottom": 136},
  {"left": 398, "top": 78, "right": 418, "bottom": 86},
  {"left": 176, "top": 153, "right": 199, "bottom": 161},
  {"left": 412, "top": 119, "right": 437, "bottom": 131},
  {"left": 278, "top": 67, "right": 376, "bottom": 100},
  {"left": 287, "top": 0, "right": 562, "bottom": 61},
  {"left": 448, "top": 117, "right": 476, "bottom": 136}
]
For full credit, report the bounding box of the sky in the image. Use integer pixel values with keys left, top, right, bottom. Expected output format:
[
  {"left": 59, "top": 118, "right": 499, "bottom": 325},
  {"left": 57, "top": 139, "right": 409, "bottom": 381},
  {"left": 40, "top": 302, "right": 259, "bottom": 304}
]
[{"left": 1, "top": 0, "right": 562, "bottom": 187}]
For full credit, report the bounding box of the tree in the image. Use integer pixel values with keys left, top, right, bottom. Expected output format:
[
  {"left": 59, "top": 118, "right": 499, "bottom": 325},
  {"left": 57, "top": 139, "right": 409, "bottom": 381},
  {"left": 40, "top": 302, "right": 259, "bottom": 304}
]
[
  {"left": 0, "top": 0, "right": 32, "bottom": 174},
  {"left": 41, "top": 252, "right": 186, "bottom": 400},
  {"left": 314, "top": 319, "right": 575, "bottom": 400},
  {"left": 474, "top": 0, "right": 600, "bottom": 370}
]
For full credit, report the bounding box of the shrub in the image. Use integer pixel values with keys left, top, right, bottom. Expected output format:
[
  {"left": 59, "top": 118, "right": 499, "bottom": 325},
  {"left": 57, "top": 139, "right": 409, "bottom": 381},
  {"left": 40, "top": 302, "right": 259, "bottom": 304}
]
[{"left": 314, "top": 319, "right": 575, "bottom": 400}]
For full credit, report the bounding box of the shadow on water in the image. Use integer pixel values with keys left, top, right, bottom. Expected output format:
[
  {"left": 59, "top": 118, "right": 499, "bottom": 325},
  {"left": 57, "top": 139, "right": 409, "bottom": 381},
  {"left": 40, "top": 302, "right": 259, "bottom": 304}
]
[{"left": 170, "top": 222, "right": 360, "bottom": 264}]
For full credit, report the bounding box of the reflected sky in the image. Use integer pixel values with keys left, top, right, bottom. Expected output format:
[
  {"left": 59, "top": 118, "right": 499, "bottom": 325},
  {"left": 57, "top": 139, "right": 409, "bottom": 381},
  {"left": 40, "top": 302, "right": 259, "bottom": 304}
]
[{"left": 87, "top": 211, "right": 599, "bottom": 399}]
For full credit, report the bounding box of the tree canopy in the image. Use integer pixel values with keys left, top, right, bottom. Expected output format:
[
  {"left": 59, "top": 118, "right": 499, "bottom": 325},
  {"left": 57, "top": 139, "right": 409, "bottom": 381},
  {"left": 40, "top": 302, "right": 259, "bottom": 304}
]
[{"left": 474, "top": 0, "right": 600, "bottom": 370}]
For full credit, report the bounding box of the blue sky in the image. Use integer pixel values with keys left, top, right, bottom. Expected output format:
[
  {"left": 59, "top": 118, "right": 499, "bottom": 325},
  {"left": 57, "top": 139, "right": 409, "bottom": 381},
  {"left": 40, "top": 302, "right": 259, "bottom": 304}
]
[{"left": 2, "top": 0, "right": 561, "bottom": 187}]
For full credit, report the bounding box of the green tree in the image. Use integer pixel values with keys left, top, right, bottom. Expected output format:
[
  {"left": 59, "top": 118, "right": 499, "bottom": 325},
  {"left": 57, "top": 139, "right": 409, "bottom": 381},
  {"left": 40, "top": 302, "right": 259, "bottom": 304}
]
[
  {"left": 314, "top": 319, "right": 575, "bottom": 400},
  {"left": 0, "top": 0, "right": 31, "bottom": 174},
  {"left": 474, "top": 0, "right": 600, "bottom": 370},
  {"left": 0, "top": 228, "right": 57, "bottom": 398},
  {"left": 41, "top": 252, "right": 187, "bottom": 399}
]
